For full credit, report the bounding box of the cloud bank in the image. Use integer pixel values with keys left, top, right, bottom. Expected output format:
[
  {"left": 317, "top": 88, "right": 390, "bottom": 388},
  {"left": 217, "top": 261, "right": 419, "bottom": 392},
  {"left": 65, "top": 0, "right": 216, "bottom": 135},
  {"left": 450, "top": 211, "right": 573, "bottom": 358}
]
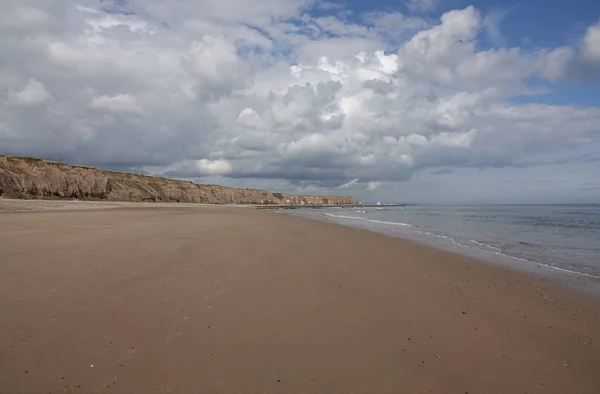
[{"left": 1, "top": 0, "right": 599, "bottom": 200}]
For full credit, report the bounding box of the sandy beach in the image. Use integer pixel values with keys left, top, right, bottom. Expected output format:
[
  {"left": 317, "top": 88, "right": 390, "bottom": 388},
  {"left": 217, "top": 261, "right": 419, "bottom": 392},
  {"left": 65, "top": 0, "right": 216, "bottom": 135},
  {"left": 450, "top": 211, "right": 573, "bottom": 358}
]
[{"left": 1, "top": 204, "right": 599, "bottom": 393}]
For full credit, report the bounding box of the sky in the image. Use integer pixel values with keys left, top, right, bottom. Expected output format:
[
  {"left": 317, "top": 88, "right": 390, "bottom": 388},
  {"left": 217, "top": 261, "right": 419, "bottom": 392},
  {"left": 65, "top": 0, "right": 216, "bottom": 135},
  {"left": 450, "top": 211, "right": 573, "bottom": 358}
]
[{"left": 1, "top": 0, "right": 599, "bottom": 204}]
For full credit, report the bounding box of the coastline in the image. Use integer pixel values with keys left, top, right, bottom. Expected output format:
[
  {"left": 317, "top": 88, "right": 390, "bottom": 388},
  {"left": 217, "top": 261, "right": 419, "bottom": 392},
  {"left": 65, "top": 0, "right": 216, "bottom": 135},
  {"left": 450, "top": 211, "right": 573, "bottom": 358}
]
[
  {"left": 287, "top": 206, "right": 600, "bottom": 292},
  {"left": 1, "top": 205, "right": 599, "bottom": 393}
]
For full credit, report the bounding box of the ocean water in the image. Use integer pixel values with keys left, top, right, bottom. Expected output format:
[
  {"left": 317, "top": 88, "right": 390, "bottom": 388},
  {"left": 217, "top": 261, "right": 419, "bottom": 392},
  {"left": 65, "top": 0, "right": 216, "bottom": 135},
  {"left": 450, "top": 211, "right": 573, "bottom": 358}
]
[{"left": 289, "top": 205, "right": 600, "bottom": 282}]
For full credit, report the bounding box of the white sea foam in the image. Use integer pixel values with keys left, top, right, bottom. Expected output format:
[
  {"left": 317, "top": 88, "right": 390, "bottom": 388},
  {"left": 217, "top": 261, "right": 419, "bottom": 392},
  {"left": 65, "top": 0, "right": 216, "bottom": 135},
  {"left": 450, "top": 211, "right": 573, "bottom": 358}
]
[
  {"left": 489, "top": 251, "right": 600, "bottom": 279},
  {"left": 470, "top": 239, "right": 503, "bottom": 252},
  {"left": 414, "top": 230, "right": 600, "bottom": 279},
  {"left": 324, "top": 213, "right": 413, "bottom": 227}
]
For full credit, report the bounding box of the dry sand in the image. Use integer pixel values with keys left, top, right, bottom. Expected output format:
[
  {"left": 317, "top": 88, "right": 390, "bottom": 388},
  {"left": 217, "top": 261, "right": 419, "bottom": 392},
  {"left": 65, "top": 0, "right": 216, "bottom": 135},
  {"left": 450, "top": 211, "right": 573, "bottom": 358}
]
[
  {"left": 0, "top": 198, "right": 241, "bottom": 213},
  {"left": 0, "top": 204, "right": 599, "bottom": 393}
]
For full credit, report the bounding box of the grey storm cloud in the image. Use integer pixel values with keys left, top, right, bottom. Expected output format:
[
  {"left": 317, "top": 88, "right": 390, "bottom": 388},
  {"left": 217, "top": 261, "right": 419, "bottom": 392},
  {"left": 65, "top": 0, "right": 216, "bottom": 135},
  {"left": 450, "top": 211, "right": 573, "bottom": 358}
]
[
  {"left": 429, "top": 168, "right": 454, "bottom": 175},
  {"left": 1, "top": 0, "right": 600, "bottom": 197}
]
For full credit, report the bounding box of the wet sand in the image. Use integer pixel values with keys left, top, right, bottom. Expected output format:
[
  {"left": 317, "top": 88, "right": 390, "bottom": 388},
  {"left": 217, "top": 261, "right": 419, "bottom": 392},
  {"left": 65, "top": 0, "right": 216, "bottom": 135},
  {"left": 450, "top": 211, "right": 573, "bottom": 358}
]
[{"left": 1, "top": 206, "right": 599, "bottom": 393}]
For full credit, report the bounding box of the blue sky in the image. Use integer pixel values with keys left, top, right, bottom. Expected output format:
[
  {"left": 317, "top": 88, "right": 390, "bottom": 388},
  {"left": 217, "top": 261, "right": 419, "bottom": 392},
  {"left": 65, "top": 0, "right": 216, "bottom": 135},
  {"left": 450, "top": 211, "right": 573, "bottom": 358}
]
[{"left": 1, "top": 0, "right": 599, "bottom": 203}]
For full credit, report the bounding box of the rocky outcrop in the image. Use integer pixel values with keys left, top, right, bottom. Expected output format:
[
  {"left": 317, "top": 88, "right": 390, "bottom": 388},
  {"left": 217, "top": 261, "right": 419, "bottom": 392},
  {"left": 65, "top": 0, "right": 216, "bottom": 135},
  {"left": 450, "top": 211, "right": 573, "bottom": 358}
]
[{"left": 0, "top": 155, "right": 356, "bottom": 206}]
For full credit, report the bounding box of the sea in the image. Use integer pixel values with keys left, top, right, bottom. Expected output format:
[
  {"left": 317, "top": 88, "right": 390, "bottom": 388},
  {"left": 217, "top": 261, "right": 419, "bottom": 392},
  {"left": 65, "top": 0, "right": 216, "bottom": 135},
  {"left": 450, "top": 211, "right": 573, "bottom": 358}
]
[{"left": 287, "top": 204, "right": 600, "bottom": 289}]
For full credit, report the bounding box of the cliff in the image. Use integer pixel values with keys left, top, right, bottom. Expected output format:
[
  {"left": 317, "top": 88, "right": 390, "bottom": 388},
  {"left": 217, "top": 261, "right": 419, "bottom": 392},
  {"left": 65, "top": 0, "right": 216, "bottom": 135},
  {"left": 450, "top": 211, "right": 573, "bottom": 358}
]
[{"left": 0, "top": 155, "right": 356, "bottom": 206}]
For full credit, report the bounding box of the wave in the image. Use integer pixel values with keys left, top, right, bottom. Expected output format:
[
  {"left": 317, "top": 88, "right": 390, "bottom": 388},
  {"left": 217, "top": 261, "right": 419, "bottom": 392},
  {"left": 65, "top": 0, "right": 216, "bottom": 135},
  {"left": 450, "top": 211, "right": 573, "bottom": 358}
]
[
  {"left": 489, "top": 253, "right": 600, "bottom": 279},
  {"left": 324, "top": 213, "right": 413, "bottom": 227},
  {"left": 465, "top": 215, "right": 498, "bottom": 219},
  {"left": 421, "top": 235, "right": 600, "bottom": 279},
  {"left": 470, "top": 239, "right": 503, "bottom": 252},
  {"left": 510, "top": 217, "right": 600, "bottom": 231},
  {"left": 412, "top": 229, "right": 466, "bottom": 248},
  {"left": 319, "top": 211, "right": 600, "bottom": 280},
  {"left": 417, "top": 232, "right": 600, "bottom": 279}
]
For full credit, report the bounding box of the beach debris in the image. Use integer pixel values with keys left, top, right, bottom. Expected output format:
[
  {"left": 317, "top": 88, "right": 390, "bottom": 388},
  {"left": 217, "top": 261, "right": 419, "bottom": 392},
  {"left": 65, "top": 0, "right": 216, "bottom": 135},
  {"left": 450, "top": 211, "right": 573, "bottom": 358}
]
[{"left": 90, "top": 365, "right": 94, "bottom": 368}]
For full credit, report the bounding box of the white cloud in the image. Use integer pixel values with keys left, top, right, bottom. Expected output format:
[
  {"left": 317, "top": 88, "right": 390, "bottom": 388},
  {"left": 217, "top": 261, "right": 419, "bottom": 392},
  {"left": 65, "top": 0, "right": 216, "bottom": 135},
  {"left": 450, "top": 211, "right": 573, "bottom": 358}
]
[
  {"left": 398, "top": 6, "right": 481, "bottom": 82},
  {"left": 431, "top": 129, "right": 477, "bottom": 148},
  {"left": 535, "top": 19, "right": 600, "bottom": 82},
  {"left": 0, "top": 2, "right": 599, "bottom": 202},
  {"left": 366, "top": 181, "right": 383, "bottom": 191},
  {"left": 339, "top": 179, "right": 383, "bottom": 192},
  {"left": 196, "top": 159, "right": 233, "bottom": 175},
  {"left": 340, "top": 178, "right": 360, "bottom": 188},
  {"left": 90, "top": 94, "right": 143, "bottom": 115},
  {"left": 7, "top": 79, "right": 53, "bottom": 106},
  {"left": 236, "top": 108, "right": 262, "bottom": 129},
  {"left": 535, "top": 47, "right": 574, "bottom": 82},
  {"left": 582, "top": 21, "right": 600, "bottom": 63}
]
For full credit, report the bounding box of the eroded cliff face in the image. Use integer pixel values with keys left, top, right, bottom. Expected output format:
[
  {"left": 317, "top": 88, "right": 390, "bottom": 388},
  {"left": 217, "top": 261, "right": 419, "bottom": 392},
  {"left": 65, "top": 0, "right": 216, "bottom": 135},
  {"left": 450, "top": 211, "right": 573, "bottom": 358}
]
[{"left": 0, "top": 155, "right": 356, "bottom": 206}]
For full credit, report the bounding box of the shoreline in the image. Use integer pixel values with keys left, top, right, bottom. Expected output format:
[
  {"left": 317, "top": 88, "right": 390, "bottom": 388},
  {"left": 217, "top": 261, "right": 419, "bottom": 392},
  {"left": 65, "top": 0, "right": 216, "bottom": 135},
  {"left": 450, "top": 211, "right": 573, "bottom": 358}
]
[
  {"left": 286, "top": 207, "right": 600, "bottom": 293},
  {"left": 1, "top": 206, "right": 599, "bottom": 393}
]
